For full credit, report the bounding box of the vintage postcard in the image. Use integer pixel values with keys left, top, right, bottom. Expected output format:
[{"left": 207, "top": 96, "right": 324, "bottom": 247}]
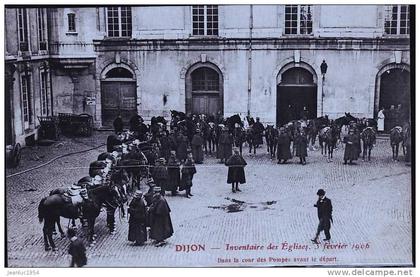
[{"left": 4, "top": 4, "right": 413, "bottom": 267}]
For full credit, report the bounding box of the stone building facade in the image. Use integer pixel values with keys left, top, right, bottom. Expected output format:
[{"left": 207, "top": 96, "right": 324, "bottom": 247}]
[{"left": 5, "top": 5, "right": 411, "bottom": 146}]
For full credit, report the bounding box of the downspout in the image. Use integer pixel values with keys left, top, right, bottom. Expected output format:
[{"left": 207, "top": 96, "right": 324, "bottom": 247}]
[{"left": 247, "top": 5, "right": 253, "bottom": 116}]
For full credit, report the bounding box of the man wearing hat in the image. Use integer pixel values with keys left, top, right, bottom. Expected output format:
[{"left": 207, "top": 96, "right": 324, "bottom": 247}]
[
  {"left": 128, "top": 190, "right": 148, "bottom": 246},
  {"left": 343, "top": 128, "right": 359, "bottom": 165},
  {"left": 149, "top": 187, "right": 174, "bottom": 247},
  {"left": 311, "top": 189, "right": 333, "bottom": 244},
  {"left": 166, "top": 151, "right": 181, "bottom": 196},
  {"left": 151, "top": 158, "right": 168, "bottom": 195},
  {"left": 191, "top": 129, "right": 204, "bottom": 164},
  {"left": 218, "top": 126, "right": 234, "bottom": 163},
  {"left": 252, "top": 117, "right": 265, "bottom": 147},
  {"left": 277, "top": 127, "right": 292, "bottom": 164},
  {"left": 225, "top": 148, "right": 247, "bottom": 193}
]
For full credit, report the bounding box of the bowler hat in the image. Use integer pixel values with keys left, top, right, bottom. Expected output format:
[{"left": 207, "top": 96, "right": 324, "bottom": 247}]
[{"left": 317, "top": 189, "right": 326, "bottom": 196}]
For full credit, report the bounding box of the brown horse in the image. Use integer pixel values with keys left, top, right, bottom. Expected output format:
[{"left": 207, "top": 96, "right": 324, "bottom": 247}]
[{"left": 361, "top": 127, "right": 376, "bottom": 161}]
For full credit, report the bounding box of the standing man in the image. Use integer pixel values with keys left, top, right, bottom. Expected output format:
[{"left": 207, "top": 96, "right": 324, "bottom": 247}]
[
  {"left": 311, "top": 189, "right": 333, "bottom": 244},
  {"left": 225, "top": 148, "right": 247, "bottom": 193},
  {"left": 252, "top": 117, "right": 265, "bottom": 148},
  {"left": 218, "top": 127, "right": 234, "bottom": 163},
  {"left": 180, "top": 153, "right": 197, "bottom": 198},
  {"left": 294, "top": 130, "right": 308, "bottom": 165},
  {"left": 149, "top": 187, "right": 174, "bottom": 247},
  {"left": 277, "top": 127, "right": 292, "bottom": 164},
  {"left": 152, "top": 158, "right": 168, "bottom": 195},
  {"left": 377, "top": 107, "right": 385, "bottom": 133},
  {"left": 176, "top": 131, "right": 188, "bottom": 163},
  {"left": 166, "top": 151, "right": 181, "bottom": 196},
  {"left": 343, "top": 129, "right": 359, "bottom": 165},
  {"left": 67, "top": 228, "right": 87, "bottom": 267},
  {"left": 191, "top": 129, "right": 204, "bottom": 164},
  {"left": 113, "top": 114, "right": 124, "bottom": 134},
  {"left": 128, "top": 190, "right": 148, "bottom": 246}
]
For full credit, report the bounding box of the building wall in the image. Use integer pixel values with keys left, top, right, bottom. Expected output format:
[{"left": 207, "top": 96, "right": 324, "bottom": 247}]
[{"left": 5, "top": 5, "right": 411, "bottom": 144}]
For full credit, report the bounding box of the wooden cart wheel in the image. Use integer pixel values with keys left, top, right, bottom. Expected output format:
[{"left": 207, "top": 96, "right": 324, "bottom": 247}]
[{"left": 12, "top": 143, "right": 22, "bottom": 167}]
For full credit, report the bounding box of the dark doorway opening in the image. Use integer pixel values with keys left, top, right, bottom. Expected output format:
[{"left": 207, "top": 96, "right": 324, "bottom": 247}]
[
  {"left": 276, "top": 67, "right": 317, "bottom": 126},
  {"left": 379, "top": 68, "right": 410, "bottom": 131}
]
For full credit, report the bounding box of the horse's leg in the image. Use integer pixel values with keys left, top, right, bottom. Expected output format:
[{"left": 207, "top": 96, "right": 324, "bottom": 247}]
[
  {"left": 396, "top": 144, "right": 399, "bottom": 161},
  {"left": 43, "top": 228, "right": 50, "bottom": 251},
  {"left": 368, "top": 146, "right": 372, "bottom": 161},
  {"left": 56, "top": 218, "right": 65, "bottom": 237},
  {"left": 106, "top": 207, "right": 116, "bottom": 234},
  {"left": 239, "top": 143, "right": 243, "bottom": 156},
  {"left": 45, "top": 219, "right": 57, "bottom": 251}
]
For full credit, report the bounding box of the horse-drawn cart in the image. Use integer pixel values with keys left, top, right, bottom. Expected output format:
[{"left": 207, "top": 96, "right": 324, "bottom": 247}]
[
  {"left": 38, "top": 116, "right": 61, "bottom": 141},
  {"left": 58, "top": 113, "right": 94, "bottom": 137}
]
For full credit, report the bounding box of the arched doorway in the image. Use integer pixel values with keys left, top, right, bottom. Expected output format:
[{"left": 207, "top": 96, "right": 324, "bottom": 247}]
[
  {"left": 186, "top": 63, "right": 223, "bottom": 116},
  {"left": 377, "top": 67, "right": 410, "bottom": 131},
  {"left": 276, "top": 66, "right": 317, "bottom": 126},
  {"left": 101, "top": 65, "right": 137, "bottom": 127}
]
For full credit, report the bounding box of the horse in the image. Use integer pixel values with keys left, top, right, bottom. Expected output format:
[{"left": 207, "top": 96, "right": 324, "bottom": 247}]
[
  {"left": 265, "top": 125, "right": 278, "bottom": 158},
  {"left": 38, "top": 184, "right": 122, "bottom": 250},
  {"left": 318, "top": 125, "right": 339, "bottom": 161},
  {"left": 390, "top": 126, "right": 403, "bottom": 161},
  {"left": 361, "top": 127, "right": 376, "bottom": 161},
  {"left": 233, "top": 126, "right": 246, "bottom": 155},
  {"left": 246, "top": 127, "right": 258, "bottom": 154}
]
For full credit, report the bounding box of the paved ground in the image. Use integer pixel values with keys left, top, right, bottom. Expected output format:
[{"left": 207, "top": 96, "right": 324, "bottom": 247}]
[{"left": 5, "top": 132, "right": 412, "bottom": 267}]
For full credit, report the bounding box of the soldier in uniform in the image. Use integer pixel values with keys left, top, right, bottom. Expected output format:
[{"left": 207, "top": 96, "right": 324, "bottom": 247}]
[
  {"left": 128, "top": 190, "right": 148, "bottom": 246},
  {"left": 148, "top": 187, "right": 174, "bottom": 247},
  {"left": 343, "top": 128, "right": 359, "bottom": 164},
  {"left": 225, "top": 148, "right": 247, "bottom": 193}
]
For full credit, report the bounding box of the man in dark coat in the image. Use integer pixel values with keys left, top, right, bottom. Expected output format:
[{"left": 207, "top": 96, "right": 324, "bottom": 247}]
[
  {"left": 151, "top": 158, "right": 168, "bottom": 194},
  {"left": 294, "top": 130, "right": 308, "bottom": 165},
  {"left": 67, "top": 228, "right": 87, "bottom": 267},
  {"left": 159, "top": 131, "right": 172, "bottom": 161},
  {"left": 343, "top": 129, "right": 359, "bottom": 164},
  {"left": 128, "top": 190, "right": 148, "bottom": 246},
  {"left": 179, "top": 153, "right": 197, "bottom": 198},
  {"left": 311, "top": 189, "right": 333, "bottom": 244},
  {"left": 277, "top": 127, "right": 292, "bottom": 164},
  {"left": 225, "top": 148, "right": 247, "bottom": 193},
  {"left": 113, "top": 114, "right": 124, "bottom": 134},
  {"left": 176, "top": 132, "right": 188, "bottom": 163},
  {"left": 252, "top": 117, "right": 265, "bottom": 146},
  {"left": 233, "top": 123, "right": 245, "bottom": 155},
  {"left": 218, "top": 127, "right": 233, "bottom": 163},
  {"left": 149, "top": 187, "right": 174, "bottom": 247},
  {"left": 191, "top": 129, "right": 204, "bottom": 164},
  {"left": 166, "top": 151, "right": 180, "bottom": 196}
]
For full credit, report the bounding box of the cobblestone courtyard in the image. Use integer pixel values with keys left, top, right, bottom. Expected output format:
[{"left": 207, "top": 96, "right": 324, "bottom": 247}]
[{"left": 5, "top": 132, "right": 412, "bottom": 267}]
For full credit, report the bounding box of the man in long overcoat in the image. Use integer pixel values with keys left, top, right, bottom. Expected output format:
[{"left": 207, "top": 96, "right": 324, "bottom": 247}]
[
  {"left": 218, "top": 127, "right": 233, "bottom": 163},
  {"left": 159, "top": 131, "right": 172, "bottom": 161},
  {"left": 294, "top": 130, "right": 308, "bottom": 165},
  {"left": 152, "top": 158, "right": 168, "bottom": 194},
  {"left": 343, "top": 129, "right": 359, "bottom": 164},
  {"left": 252, "top": 117, "right": 265, "bottom": 146},
  {"left": 128, "top": 190, "right": 148, "bottom": 246},
  {"left": 149, "top": 187, "right": 174, "bottom": 247},
  {"left": 191, "top": 129, "right": 204, "bottom": 163},
  {"left": 113, "top": 114, "right": 124, "bottom": 134},
  {"left": 311, "top": 189, "right": 333, "bottom": 244},
  {"left": 277, "top": 128, "right": 292, "bottom": 164},
  {"left": 179, "top": 153, "right": 197, "bottom": 198},
  {"left": 166, "top": 151, "right": 180, "bottom": 196},
  {"left": 176, "top": 132, "right": 188, "bottom": 163},
  {"left": 225, "top": 148, "right": 247, "bottom": 193}
]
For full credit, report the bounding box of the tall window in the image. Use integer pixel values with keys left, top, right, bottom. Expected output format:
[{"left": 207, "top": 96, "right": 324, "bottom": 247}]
[
  {"left": 384, "top": 5, "right": 410, "bottom": 35},
  {"left": 192, "top": 5, "right": 218, "bottom": 36},
  {"left": 284, "top": 5, "right": 313, "bottom": 35},
  {"left": 40, "top": 71, "right": 49, "bottom": 115},
  {"left": 68, "top": 13, "right": 76, "bottom": 32},
  {"left": 38, "top": 8, "right": 47, "bottom": 51},
  {"left": 21, "top": 75, "right": 33, "bottom": 126},
  {"left": 17, "top": 8, "right": 29, "bottom": 51},
  {"left": 107, "top": 7, "right": 132, "bottom": 37},
  {"left": 192, "top": 68, "right": 219, "bottom": 92}
]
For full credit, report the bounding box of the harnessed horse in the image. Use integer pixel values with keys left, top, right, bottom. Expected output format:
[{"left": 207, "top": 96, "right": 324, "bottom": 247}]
[{"left": 361, "top": 127, "right": 376, "bottom": 161}]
